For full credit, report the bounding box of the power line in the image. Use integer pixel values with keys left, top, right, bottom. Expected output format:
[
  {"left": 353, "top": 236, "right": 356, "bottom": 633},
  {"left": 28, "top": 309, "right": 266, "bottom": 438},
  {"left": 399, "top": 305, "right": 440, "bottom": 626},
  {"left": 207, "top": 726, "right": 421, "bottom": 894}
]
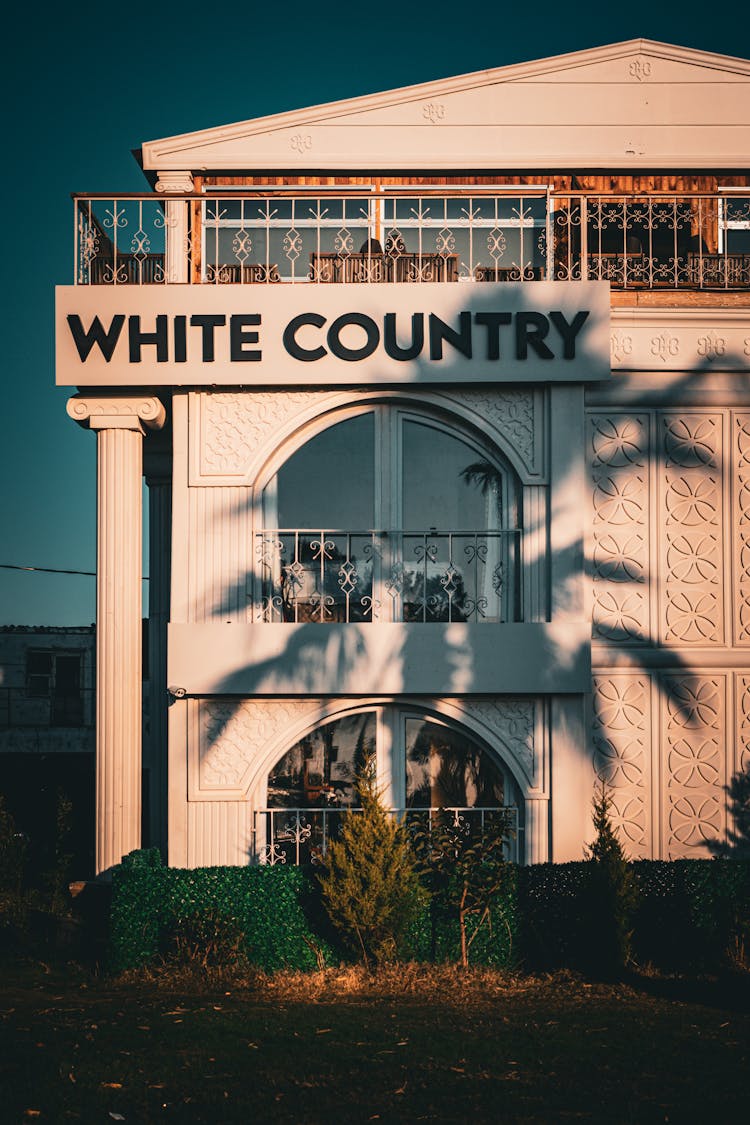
[{"left": 0, "top": 564, "right": 149, "bottom": 580}]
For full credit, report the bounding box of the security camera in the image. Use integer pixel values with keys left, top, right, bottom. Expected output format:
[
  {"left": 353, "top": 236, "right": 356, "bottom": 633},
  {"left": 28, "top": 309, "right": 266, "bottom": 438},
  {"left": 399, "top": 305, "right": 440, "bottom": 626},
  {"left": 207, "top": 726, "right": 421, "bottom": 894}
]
[{"left": 168, "top": 685, "right": 187, "bottom": 699}]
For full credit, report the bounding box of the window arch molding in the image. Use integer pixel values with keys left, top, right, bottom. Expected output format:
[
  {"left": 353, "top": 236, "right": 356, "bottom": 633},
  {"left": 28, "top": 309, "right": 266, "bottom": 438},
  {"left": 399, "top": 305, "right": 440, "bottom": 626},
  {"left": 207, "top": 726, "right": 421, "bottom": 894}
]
[
  {"left": 249, "top": 389, "right": 534, "bottom": 495},
  {"left": 243, "top": 694, "right": 535, "bottom": 807}
]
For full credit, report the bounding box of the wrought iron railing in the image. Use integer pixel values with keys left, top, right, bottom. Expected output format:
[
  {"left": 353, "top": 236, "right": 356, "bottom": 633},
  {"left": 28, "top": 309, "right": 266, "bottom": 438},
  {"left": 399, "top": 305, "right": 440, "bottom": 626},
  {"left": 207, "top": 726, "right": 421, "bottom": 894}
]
[
  {"left": 252, "top": 529, "right": 522, "bottom": 624},
  {"left": 73, "top": 190, "right": 750, "bottom": 290},
  {"left": 254, "top": 805, "right": 520, "bottom": 865}
]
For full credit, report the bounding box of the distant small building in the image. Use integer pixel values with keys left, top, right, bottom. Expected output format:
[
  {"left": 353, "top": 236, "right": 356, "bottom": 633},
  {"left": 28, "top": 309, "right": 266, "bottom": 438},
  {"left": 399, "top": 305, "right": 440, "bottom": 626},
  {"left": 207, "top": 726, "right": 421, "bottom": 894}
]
[{"left": 0, "top": 626, "right": 96, "bottom": 875}]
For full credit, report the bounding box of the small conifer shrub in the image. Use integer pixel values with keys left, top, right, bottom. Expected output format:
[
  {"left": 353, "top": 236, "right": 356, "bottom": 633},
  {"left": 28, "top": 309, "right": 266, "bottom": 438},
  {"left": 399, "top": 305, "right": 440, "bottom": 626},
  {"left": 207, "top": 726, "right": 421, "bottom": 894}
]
[
  {"left": 317, "top": 762, "right": 424, "bottom": 967},
  {"left": 583, "top": 782, "right": 639, "bottom": 977}
]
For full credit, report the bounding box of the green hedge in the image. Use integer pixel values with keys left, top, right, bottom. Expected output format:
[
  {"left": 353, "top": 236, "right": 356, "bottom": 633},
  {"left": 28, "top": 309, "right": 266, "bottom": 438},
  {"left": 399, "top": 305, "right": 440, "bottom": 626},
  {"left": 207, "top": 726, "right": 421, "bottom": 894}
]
[
  {"left": 108, "top": 850, "right": 749, "bottom": 974},
  {"left": 108, "top": 849, "right": 336, "bottom": 973},
  {"left": 517, "top": 859, "right": 750, "bottom": 971}
]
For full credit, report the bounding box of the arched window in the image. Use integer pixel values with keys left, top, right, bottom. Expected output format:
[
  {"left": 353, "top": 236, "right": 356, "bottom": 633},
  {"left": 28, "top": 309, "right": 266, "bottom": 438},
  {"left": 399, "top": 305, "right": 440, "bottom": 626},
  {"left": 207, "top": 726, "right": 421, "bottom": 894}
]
[
  {"left": 255, "top": 405, "right": 521, "bottom": 623},
  {"left": 258, "top": 706, "right": 520, "bottom": 865}
]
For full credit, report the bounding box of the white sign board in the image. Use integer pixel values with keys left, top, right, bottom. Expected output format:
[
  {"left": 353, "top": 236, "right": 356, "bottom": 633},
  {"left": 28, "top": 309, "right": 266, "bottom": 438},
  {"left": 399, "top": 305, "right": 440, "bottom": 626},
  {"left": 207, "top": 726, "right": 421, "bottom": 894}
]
[{"left": 56, "top": 281, "right": 611, "bottom": 386}]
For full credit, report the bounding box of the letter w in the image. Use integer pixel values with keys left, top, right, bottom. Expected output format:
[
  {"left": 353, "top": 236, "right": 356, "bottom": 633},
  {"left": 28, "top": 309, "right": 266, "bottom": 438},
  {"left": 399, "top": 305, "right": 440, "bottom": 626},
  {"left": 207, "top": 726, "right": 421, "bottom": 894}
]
[{"left": 67, "top": 314, "right": 125, "bottom": 362}]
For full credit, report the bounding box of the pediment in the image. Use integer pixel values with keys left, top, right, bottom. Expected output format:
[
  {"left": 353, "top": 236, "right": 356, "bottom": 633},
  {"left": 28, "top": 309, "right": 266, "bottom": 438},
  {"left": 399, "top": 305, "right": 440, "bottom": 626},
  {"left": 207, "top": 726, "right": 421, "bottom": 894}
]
[{"left": 141, "top": 40, "right": 750, "bottom": 173}]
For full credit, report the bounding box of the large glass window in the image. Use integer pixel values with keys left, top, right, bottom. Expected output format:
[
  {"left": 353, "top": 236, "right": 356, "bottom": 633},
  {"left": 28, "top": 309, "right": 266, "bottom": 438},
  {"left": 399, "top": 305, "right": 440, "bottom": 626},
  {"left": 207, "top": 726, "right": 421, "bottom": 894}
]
[
  {"left": 259, "top": 706, "right": 519, "bottom": 865},
  {"left": 255, "top": 407, "right": 520, "bottom": 624}
]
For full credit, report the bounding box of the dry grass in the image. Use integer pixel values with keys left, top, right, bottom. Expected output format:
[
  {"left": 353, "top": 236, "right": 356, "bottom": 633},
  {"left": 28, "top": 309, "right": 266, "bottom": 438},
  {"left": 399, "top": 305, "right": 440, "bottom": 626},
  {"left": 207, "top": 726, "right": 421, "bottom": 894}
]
[{"left": 3, "top": 955, "right": 748, "bottom": 1123}]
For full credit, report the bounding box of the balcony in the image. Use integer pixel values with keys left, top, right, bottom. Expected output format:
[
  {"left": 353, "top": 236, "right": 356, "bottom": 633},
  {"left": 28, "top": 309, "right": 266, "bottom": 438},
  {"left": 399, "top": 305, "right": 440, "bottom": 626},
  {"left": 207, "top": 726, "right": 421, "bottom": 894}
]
[
  {"left": 252, "top": 529, "right": 522, "bottom": 624},
  {"left": 74, "top": 189, "right": 750, "bottom": 292}
]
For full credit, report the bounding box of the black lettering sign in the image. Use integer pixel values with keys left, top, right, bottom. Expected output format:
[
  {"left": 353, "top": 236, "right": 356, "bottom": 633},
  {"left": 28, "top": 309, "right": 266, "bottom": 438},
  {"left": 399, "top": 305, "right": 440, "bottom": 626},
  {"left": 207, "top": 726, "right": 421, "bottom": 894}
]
[
  {"left": 283, "top": 313, "right": 327, "bottom": 361},
  {"left": 474, "top": 312, "right": 512, "bottom": 360},
  {"left": 189, "top": 314, "right": 226, "bottom": 362},
  {"left": 428, "top": 312, "right": 472, "bottom": 360},
  {"left": 515, "top": 312, "right": 553, "bottom": 360},
  {"left": 230, "top": 314, "right": 262, "bottom": 362},
  {"left": 128, "top": 315, "right": 168, "bottom": 363},
  {"left": 327, "top": 313, "right": 380, "bottom": 361},
  {"left": 67, "top": 314, "right": 125, "bottom": 363},
  {"left": 382, "top": 313, "right": 424, "bottom": 361},
  {"left": 550, "top": 310, "right": 589, "bottom": 359}
]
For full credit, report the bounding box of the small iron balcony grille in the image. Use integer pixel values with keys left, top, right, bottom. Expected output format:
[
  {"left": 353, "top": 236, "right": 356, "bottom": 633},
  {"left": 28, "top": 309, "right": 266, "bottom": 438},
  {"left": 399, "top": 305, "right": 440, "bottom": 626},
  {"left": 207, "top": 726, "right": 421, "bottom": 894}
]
[
  {"left": 252, "top": 529, "right": 522, "bottom": 624},
  {"left": 254, "top": 805, "right": 521, "bottom": 866}
]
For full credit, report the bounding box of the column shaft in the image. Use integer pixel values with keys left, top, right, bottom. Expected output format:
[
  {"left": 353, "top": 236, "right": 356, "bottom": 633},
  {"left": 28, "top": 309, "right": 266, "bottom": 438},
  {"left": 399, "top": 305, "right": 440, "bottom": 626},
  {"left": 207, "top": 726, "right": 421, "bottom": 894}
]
[{"left": 96, "top": 426, "right": 144, "bottom": 874}]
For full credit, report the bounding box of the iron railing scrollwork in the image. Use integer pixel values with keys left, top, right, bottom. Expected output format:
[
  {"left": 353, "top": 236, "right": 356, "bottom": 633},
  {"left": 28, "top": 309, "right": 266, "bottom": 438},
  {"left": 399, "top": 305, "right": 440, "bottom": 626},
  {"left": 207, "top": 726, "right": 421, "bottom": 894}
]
[
  {"left": 253, "top": 529, "right": 521, "bottom": 624},
  {"left": 73, "top": 190, "right": 750, "bottom": 291}
]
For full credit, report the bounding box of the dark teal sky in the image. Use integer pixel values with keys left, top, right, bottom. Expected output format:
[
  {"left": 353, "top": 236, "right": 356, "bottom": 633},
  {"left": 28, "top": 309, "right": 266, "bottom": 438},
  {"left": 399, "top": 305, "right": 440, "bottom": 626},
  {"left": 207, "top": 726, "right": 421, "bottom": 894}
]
[{"left": 2, "top": 1, "right": 748, "bottom": 625}]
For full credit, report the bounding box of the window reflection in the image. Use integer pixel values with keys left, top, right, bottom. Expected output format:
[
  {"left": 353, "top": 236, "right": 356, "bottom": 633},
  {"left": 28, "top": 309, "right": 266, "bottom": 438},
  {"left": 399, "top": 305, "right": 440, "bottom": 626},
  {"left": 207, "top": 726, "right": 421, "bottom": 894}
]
[
  {"left": 405, "top": 718, "right": 505, "bottom": 808},
  {"left": 267, "top": 712, "right": 375, "bottom": 809}
]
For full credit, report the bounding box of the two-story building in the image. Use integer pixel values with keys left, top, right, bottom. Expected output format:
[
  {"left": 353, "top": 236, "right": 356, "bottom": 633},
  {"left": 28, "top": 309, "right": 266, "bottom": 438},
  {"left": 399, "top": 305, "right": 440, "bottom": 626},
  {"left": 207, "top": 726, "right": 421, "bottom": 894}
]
[{"left": 57, "top": 38, "right": 750, "bottom": 875}]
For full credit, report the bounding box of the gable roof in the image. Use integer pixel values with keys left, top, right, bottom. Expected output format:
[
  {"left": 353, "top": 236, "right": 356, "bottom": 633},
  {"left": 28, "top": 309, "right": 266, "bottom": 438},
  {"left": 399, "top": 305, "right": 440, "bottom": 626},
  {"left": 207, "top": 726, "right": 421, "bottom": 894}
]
[{"left": 141, "top": 40, "right": 750, "bottom": 174}]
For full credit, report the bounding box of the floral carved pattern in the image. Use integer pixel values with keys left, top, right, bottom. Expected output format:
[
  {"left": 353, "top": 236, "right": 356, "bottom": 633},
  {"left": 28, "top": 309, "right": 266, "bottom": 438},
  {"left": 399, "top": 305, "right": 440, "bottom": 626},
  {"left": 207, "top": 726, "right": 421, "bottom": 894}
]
[
  {"left": 441, "top": 390, "right": 536, "bottom": 472},
  {"left": 198, "top": 699, "right": 322, "bottom": 790},
  {"left": 590, "top": 415, "right": 648, "bottom": 643},
  {"left": 592, "top": 676, "right": 649, "bottom": 856},
  {"left": 663, "top": 675, "right": 724, "bottom": 858},
  {"left": 661, "top": 414, "right": 722, "bottom": 645},
  {"left": 734, "top": 415, "right": 750, "bottom": 643},
  {"left": 461, "top": 698, "right": 536, "bottom": 784},
  {"left": 197, "top": 392, "right": 334, "bottom": 478},
  {"left": 737, "top": 675, "right": 750, "bottom": 775}
]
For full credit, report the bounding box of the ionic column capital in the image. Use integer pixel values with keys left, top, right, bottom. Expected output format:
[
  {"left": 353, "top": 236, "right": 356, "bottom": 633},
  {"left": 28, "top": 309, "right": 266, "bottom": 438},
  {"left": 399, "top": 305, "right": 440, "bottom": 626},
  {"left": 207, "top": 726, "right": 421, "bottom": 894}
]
[
  {"left": 67, "top": 395, "right": 166, "bottom": 433},
  {"left": 155, "top": 170, "right": 194, "bottom": 193}
]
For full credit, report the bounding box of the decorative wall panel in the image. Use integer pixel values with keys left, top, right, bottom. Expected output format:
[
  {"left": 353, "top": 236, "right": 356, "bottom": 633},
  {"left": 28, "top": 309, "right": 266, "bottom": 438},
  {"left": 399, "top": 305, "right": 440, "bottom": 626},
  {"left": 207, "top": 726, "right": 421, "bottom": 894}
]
[
  {"left": 662, "top": 673, "right": 726, "bottom": 858},
  {"left": 437, "top": 388, "right": 541, "bottom": 478},
  {"left": 592, "top": 674, "right": 651, "bottom": 857},
  {"left": 191, "top": 390, "right": 339, "bottom": 484},
  {"left": 460, "top": 697, "right": 538, "bottom": 789},
  {"left": 660, "top": 413, "right": 723, "bottom": 645},
  {"left": 733, "top": 413, "right": 750, "bottom": 644},
  {"left": 736, "top": 674, "right": 750, "bottom": 775},
  {"left": 195, "top": 698, "right": 323, "bottom": 796},
  {"left": 590, "top": 414, "right": 649, "bottom": 643}
]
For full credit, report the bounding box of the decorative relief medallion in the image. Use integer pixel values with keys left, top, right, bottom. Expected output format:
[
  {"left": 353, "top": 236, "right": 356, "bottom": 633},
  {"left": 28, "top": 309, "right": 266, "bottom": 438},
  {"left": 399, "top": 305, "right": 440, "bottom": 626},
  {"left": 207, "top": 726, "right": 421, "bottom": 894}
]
[
  {"left": 628, "top": 57, "right": 652, "bottom": 82},
  {"left": 610, "top": 332, "right": 633, "bottom": 364},
  {"left": 663, "top": 674, "right": 724, "bottom": 858},
  {"left": 289, "top": 133, "right": 313, "bottom": 153},
  {"left": 661, "top": 414, "right": 722, "bottom": 645},
  {"left": 198, "top": 699, "right": 322, "bottom": 790},
  {"left": 696, "top": 332, "right": 726, "bottom": 360},
  {"left": 422, "top": 102, "right": 446, "bottom": 124},
  {"left": 590, "top": 415, "right": 648, "bottom": 643},
  {"left": 650, "top": 333, "right": 679, "bottom": 364},
  {"left": 592, "top": 675, "right": 649, "bottom": 856}
]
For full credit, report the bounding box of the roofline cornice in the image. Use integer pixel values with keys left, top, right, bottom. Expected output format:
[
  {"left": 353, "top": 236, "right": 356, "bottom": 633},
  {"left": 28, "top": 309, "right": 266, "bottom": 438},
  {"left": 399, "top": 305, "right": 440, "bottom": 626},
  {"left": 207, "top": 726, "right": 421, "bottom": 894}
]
[{"left": 140, "top": 39, "right": 750, "bottom": 169}]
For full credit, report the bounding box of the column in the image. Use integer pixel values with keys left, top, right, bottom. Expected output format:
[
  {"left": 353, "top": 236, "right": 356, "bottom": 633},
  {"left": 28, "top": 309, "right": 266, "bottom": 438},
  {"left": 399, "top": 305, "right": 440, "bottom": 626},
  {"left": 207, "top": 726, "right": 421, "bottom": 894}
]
[
  {"left": 155, "top": 171, "right": 193, "bottom": 284},
  {"left": 67, "top": 395, "right": 166, "bottom": 875}
]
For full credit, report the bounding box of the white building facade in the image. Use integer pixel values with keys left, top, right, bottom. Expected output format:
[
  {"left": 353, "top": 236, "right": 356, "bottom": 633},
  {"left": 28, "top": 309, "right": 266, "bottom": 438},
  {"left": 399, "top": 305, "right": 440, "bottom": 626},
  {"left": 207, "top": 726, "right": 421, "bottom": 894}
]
[{"left": 57, "top": 39, "right": 750, "bottom": 874}]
